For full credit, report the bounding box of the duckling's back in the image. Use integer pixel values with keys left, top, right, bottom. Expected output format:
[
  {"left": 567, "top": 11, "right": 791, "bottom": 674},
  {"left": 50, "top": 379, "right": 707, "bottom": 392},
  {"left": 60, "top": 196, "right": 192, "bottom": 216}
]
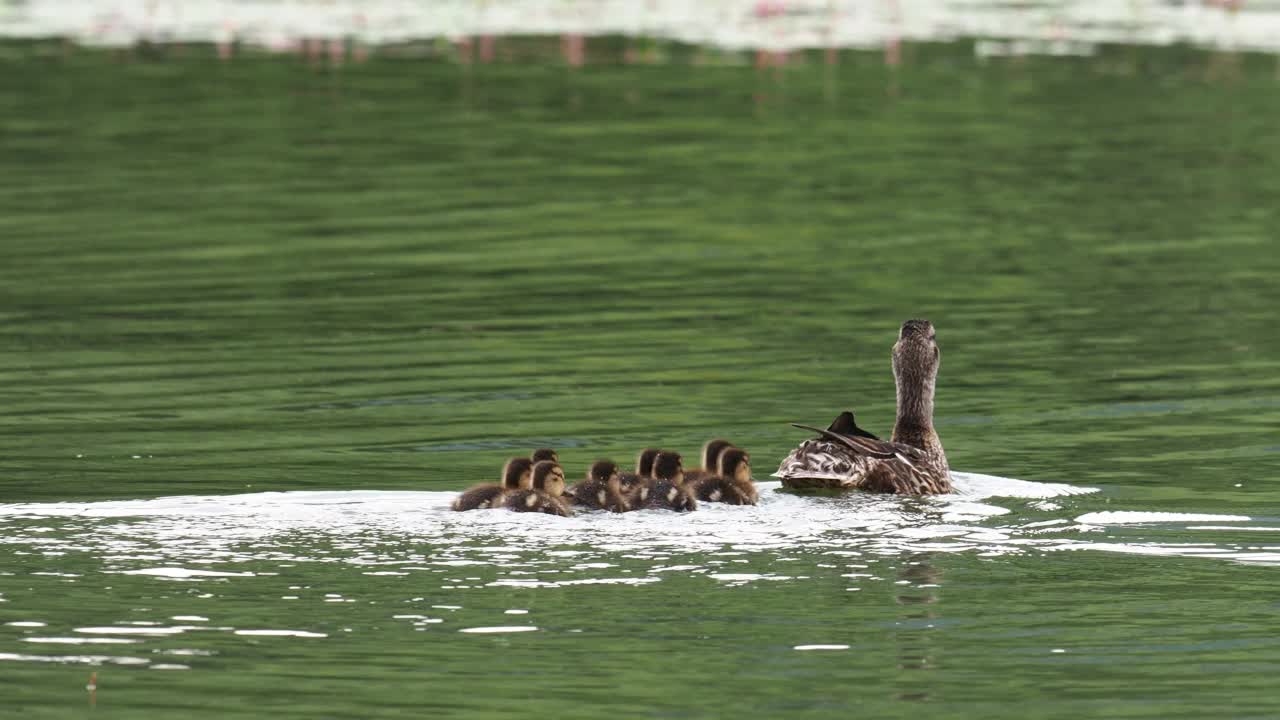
[
  {"left": 504, "top": 489, "right": 575, "bottom": 517},
  {"left": 688, "top": 476, "right": 758, "bottom": 505},
  {"left": 566, "top": 480, "right": 630, "bottom": 513},
  {"left": 452, "top": 484, "right": 507, "bottom": 511},
  {"left": 641, "top": 480, "right": 698, "bottom": 512}
]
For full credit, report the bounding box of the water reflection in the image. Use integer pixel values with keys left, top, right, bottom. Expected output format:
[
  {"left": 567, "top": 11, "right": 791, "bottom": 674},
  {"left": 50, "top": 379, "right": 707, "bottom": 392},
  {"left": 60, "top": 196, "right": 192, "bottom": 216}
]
[{"left": 892, "top": 553, "right": 941, "bottom": 702}]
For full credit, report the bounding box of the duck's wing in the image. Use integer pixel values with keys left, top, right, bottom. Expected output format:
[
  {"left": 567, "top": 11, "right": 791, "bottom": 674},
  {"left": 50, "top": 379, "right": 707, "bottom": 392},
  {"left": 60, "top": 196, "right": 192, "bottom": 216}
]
[
  {"left": 789, "top": 423, "right": 911, "bottom": 460},
  {"left": 825, "top": 411, "right": 882, "bottom": 441}
]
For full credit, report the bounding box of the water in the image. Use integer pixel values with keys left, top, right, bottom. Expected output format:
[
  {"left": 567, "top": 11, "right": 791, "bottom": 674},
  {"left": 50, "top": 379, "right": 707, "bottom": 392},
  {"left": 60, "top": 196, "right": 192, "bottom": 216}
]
[
  {"left": 2, "top": 45, "right": 1280, "bottom": 718},
  {"left": 5, "top": 1, "right": 1280, "bottom": 54}
]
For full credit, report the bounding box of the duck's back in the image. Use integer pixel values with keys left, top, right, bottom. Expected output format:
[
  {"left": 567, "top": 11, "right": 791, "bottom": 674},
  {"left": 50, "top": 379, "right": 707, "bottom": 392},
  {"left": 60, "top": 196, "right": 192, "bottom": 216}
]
[{"left": 775, "top": 438, "right": 951, "bottom": 495}]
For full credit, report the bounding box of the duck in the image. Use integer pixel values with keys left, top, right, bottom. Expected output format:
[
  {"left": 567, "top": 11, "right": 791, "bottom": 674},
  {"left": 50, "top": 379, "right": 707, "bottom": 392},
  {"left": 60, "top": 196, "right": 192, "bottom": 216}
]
[
  {"left": 774, "top": 319, "right": 952, "bottom": 495},
  {"left": 687, "top": 447, "right": 759, "bottom": 505},
  {"left": 504, "top": 461, "right": 575, "bottom": 516},
  {"left": 452, "top": 457, "right": 534, "bottom": 511},
  {"left": 683, "top": 438, "right": 736, "bottom": 485},
  {"left": 565, "top": 460, "right": 631, "bottom": 513},
  {"left": 616, "top": 447, "right": 661, "bottom": 501},
  {"left": 531, "top": 448, "right": 559, "bottom": 464},
  {"left": 640, "top": 451, "right": 697, "bottom": 511}
]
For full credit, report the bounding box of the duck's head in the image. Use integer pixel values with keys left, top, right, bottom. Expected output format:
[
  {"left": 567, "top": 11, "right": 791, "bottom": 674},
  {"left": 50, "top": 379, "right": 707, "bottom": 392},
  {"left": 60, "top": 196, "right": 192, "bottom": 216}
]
[
  {"left": 893, "top": 320, "right": 939, "bottom": 404},
  {"left": 718, "top": 447, "right": 752, "bottom": 483},
  {"left": 502, "top": 457, "right": 535, "bottom": 489},
  {"left": 701, "top": 439, "right": 734, "bottom": 470},
  {"left": 531, "top": 461, "right": 567, "bottom": 496},
  {"left": 588, "top": 460, "right": 620, "bottom": 484},
  {"left": 652, "top": 451, "right": 685, "bottom": 485},
  {"left": 531, "top": 448, "right": 559, "bottom": 464},
  {"left": 636, "top": 448, "right": 662, "bottom": 478}
]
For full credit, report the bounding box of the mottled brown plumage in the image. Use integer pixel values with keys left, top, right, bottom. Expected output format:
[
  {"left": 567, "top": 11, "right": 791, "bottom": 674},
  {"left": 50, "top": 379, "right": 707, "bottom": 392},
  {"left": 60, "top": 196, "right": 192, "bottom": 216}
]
[
  {"left": 684, "top": 438, "right": 735, "bottom": 485},
  {"left": 775, "top": 320, "right": 952, "bottom": 495},
  {"left": 641, "top": 451, "right": 697, "bottom": 511},
  {"left": 565, "top": 460, "right": 631, "bottom": 513},
  {"left": 504, "top": 461, "right": 574, "bottom": 516},
  {"left": 531, "top": 448, "right": 559, "bottom": 464},
  {"left": 688, "top": 447, "right": 758, "bottom": 505},
  {"left": 452, "top": 457, "right": 534, "bottom": 511},
  {"left": 615, "top": 448, "right": 661, "bottom": 504}
]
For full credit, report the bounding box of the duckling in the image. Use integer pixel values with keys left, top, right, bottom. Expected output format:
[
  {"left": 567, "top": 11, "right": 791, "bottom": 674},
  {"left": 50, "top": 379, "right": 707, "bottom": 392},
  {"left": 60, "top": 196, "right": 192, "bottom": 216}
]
[
  {"left": 452, "top": 457, "right": 533, "bottom": 511},
  {"left": 565, "top": 460, "right": 630, "bottom": 513},
  {"left": 616, "top": 447, "right": 661, "bottom": 500},
  {"left": 688, "top": 447, "right": 758, "bottom": 505},
  {"left": 531, "top": 448, "right": 559, "bottom": 464},
  {"left": 683, "top": 438, "right": 735, "bottom": 485},
  {"left": 504, "top": 461, "right": 575, "bottom": 517},
  {"left": 640, "top": 451, "right": 697, "bottom": 512}
]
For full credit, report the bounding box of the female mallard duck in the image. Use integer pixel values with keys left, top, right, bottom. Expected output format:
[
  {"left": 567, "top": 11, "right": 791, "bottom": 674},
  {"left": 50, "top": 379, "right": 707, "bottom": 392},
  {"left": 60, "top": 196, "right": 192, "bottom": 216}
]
[
  {"left": 774, "top": 319, "right": 952, "bottom": 495},
  {"left": 640, "top": 451, "right": 698, "bottom": 511},
  {"left": 683, "top": 438, "right": 736, "bottom": 485},
  {"left": 504, "top": 461, "right": 575, "bottom": 516},
  {"left": 452, "top": 457, "right": 534, "bottom": 511},
  {"left": 565, "top": 460, "right": 630, "bottom": 513},
  {"left": 687, "top": 447, "right": 758, "bottom": 505}
]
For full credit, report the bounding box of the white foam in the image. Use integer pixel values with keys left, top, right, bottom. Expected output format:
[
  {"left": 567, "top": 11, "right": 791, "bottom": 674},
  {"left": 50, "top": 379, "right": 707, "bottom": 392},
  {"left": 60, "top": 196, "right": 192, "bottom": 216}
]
[
  {"left": 0, "top": 652, "right": 149, "bottom": 666},
  {"left": 233, "top": 630, "right": 327, "bottom": 638},
  {"left": 1075, "top": 512, "right": 1251, "bottom": 525},
  {"left": 117, "top": 568, "right": 256, "bottom": 579},
  {"left": 75, "top": 627, "right": 186, "bottom": 636},
  {"left": 0, "top": 472, "right": 1268, "bottom": 582},
  {"left": 458, "top": 626, "right": 538, "bottom": 634},
  {"left": 794, "top": 644, "right": 850, "bottom": 651},
  {"left": 25, "top": 637, "right": 139, "bottom": 645}
]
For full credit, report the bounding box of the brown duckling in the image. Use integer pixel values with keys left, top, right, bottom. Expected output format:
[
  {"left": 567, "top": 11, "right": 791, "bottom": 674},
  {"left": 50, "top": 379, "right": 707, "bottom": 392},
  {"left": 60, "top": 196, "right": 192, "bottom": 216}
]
[
  {"left": 640, "top": 451, "right": 697, "bottom": 512},
  {"left": 688, "top": 447, "right": 758, "bottom": 505},
  {"left": 504, "top": 461, "right": 575, "bottom": 517},
  {"left": 616, "top": 447, "right": 661, "bottom": 500},
  {"left": 565, "top": 460, "right": 631, "bottom": 513},
  {"left": 683, "top": 438, "right": 736, "bottom": 485},
  {"left": 531, "top": 448, "right": 559, "bottom": 464},
  {"left": 452, "top": 457, "right": 533, "bottom": 511}
]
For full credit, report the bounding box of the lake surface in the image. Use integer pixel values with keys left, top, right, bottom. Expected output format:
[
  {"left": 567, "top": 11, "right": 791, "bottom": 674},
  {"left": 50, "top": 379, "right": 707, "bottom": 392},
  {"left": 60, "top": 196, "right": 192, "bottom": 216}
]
[{"left": 2, "top": 44, "right": 1279, "bottom": 718}]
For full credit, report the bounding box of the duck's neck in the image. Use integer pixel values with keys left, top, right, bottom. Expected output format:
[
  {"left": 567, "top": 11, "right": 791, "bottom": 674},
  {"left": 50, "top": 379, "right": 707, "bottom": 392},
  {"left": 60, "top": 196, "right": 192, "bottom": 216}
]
[{"left": 891, "top": 373, "right": 941, "bottom": 452}]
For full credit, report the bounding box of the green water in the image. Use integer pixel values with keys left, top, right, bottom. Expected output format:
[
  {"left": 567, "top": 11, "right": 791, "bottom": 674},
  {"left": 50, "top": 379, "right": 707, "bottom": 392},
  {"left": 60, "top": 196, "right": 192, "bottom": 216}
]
[{"left": 2, "top": 43, "right": 1280, "bottom": 718}]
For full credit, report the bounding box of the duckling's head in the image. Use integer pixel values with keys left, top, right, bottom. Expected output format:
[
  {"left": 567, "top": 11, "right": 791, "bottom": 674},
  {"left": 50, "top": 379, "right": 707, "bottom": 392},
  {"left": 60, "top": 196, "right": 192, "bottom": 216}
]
[
  {"left": 531, "top": 461, "right": 567, "bottom": 496},
  {"left": 531, "top": 448, "right": 559, "bottom": 464},
  {"left": 718, "top": 447, "right": 752, "bottom": 483},
  {"left": 652, "top": 451, "right": 685, "bottom": 485},
  {"left": 588, "top": 460, "right": 620, "bottom": 484},
  {"left": 893, "top": 320, "right": 940, "bottom": 410},
  {"left": 701, "top": 439, "right": 734, "bottom": 470},
  {"left": 502, "top": 457, "right": 535, "bottom": 489},
  {"left": 636, "top": 448, "right": 662, "bottom": 478}
]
